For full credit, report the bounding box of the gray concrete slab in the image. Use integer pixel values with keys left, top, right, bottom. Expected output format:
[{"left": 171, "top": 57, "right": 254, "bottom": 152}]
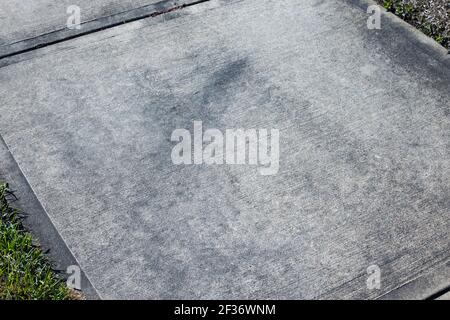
[
  {"left": 0, "top": 0, "right": 449, "bottom": 299},
  {"left": 0, "top": 0, "right": 201, "bottom": 57}
]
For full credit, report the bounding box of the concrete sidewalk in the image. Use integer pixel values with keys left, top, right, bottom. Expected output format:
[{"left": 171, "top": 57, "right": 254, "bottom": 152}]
[
  {"left": 0, "top": 0, "right": 449, "bottom": 299},
  {"left": 0, "top": 0, "right": 201, "bottom": 57}
]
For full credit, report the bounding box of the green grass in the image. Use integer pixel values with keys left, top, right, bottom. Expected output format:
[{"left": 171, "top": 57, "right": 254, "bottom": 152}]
[
  {"left": 379, "top": 0, "right": 450, "bottom": 49},
  {"left": 0, "top": 182, "right": 71, "bottom": 300}
]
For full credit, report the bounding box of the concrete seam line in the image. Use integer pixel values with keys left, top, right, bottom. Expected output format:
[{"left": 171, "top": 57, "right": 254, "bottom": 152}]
[{"left": 0, "top": 0, "right": 212, "bottom": 60}]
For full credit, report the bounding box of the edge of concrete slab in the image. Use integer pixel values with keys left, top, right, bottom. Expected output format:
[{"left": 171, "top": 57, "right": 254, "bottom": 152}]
[
  {"left": 356, "top": 0, "right": 450, "bottom": 300},
  {"left": 0, "top": 0, "right": 209, "bottom": 59},
  {"left": 349, "top": 0, "right": 450, "bottom": 65},
  {"left": 377, "top": 257, "right": 450, "bottom": 300},
  {"left": 345, "top": 0, "right": 450, "bottom": 300},
  {"left": 0, "top": 136, "right": 100, "bottom": 300}
]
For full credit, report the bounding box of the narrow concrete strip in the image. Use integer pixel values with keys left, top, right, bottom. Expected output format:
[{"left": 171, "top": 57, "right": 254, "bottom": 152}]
[
  {"left": 0, "top": 136, "right": 99, "bottom": 299},
  {"left": 0, "top": 0, "right": 204, "bottom": 58},
  {"left": 0, "top": 0, "right": 449, "bottom": 299}
]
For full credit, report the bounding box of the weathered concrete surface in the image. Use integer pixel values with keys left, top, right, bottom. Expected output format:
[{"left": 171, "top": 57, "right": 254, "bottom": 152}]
[
  {"left": 0, "top": 0, "right": 449, "bottom": 299},
  {"left": 0, "top": 0, "right": 200, "bottom": 57}
]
